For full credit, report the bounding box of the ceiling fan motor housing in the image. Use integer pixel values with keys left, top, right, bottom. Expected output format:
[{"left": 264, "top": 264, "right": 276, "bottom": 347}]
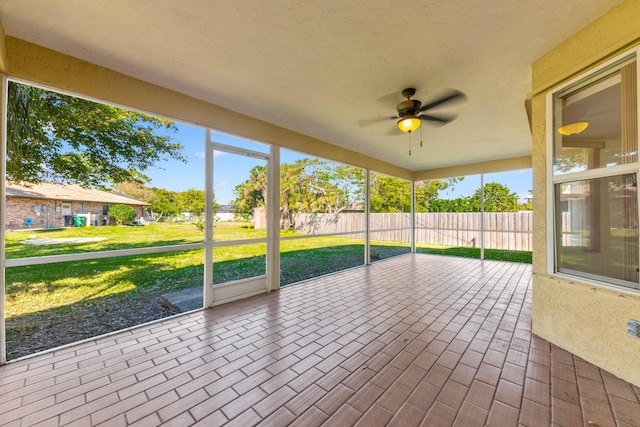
[
  {"left": 401, "top": 88, "right": 416, "bottom": 98},
  {"left": 396, "top": 99, "right": 422, "bottom": 117}
]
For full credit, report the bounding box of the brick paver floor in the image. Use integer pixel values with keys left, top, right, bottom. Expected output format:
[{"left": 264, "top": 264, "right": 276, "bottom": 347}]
[{"left": 1, "top": 254, "right": 639, "bottom": 426}]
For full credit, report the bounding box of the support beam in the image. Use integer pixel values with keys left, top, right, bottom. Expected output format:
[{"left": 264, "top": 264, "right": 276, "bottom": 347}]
[
  {"left": 480, "top": 173, "right": 485, "bottom": 260},
  {"left": 203, "top": 130, "right": 214, "bottom": 307},
  {"left": 411, "top": 180, "right": 416, "bottom": 253},
  {"left": 364, "top": 169, "right": 371, "bottom": 265},
  {"left": 414, "top": 155, "right": 532, "bottom": 181},
  {"left": 0, "top": 76, "right": 6, "bottom": 364},
  {"left": 267, "top": 146, "right": 280, "bottom": 291},
  {"left": 0, "top": 23, "right": 7, "bottom": 74}
]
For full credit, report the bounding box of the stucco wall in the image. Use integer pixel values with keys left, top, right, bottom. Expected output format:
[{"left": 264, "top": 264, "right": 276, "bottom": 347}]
[{"left": 531, "top": 0, "right": 640, "bottom": 386}]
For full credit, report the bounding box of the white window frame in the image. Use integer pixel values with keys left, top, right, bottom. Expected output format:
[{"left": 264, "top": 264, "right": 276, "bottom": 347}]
[
  {"left": 546, "top": 47, "right": 640, "bottom": 293},
  {"left": 206, "top": 135, "right": 274, "bottom": 307},
  {"left": 368, "top": 171, "right": 413, "bottom": 254}
]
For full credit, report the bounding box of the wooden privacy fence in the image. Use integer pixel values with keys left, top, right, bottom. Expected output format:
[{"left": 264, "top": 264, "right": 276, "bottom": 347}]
[{"left": 294, "top": 212, "right": 533, "bottom": 251}]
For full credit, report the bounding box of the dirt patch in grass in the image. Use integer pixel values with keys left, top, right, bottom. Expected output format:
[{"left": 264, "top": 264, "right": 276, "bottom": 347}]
[{"left": 6, "top": 291, "right": 175, "bottom": 360}]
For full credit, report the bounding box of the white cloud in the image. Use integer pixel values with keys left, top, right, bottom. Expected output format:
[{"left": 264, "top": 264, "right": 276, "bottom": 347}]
[{"left": 194, "top": 150, "right": 226, "bottom": 158}]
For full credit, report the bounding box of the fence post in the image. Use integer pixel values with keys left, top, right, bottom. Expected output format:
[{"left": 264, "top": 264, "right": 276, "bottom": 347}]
[{"left": 266, "top": 146, "right": 280, "bottom": 291}]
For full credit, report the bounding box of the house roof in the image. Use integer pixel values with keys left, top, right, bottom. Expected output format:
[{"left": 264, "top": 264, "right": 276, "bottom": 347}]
[
  {"left": 6, "top": 182, "right": 149, "bottom": 206},
  {"left": 0, "top": 0, "right": 622, "bottom": 173},
  {"left": 217, "top": 205, "right": 238, "bottom": 213}
]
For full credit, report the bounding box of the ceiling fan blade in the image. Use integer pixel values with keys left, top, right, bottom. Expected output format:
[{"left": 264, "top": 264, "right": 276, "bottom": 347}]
[
  {"left": 420, "top": 114, "right": 455, "bottom": 124},
  {"left": 419, "top": 89, "right": 466, "bottom": 112},
  {"left": 376, "top": 91, "right": 405, "bottom": 108},
  {"left": 358, "top": 116, "right": 397, "bottom": 127}
]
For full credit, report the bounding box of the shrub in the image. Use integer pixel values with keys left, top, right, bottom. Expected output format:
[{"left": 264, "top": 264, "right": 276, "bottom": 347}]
[{"left": 108, "top": 204, "right": 137, "bottom": 225}]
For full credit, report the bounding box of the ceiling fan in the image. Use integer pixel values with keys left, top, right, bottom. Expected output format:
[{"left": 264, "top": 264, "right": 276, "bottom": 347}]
[{"left": 393, "top": 87, "right": 466, "bottom": 133}]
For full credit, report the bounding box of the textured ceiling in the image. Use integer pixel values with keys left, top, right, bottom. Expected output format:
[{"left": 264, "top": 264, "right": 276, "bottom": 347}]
[{"left": 0, "top": 0, "right": 623, "bottom": 172}]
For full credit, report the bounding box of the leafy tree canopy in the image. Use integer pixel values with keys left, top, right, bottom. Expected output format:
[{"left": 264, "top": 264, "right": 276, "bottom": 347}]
[
  {"left": 415, "top": 178, "right": 464, "bottom": 212},
  {"left": 150, "top": 187, "right": 180, "bottom": 217},
  {"left": 233, "top": 165, "right": 267, "bottom": 216},
  {"left": 425, "top": 182, "right": 521, "bottom": 212},
  {"left": 107, "top": 204, "right": 137, "bottom": 225},
  {"left": 177, "top": 189, "right": 206, "bottom": 217},
  {"left": 232, "top": 161, "right": 464, "bottom": 220},
  {"left": 7, "top": 82, "right": 186, "bottom": 187},
  {"left": 112, "top": 173, "right": 157, "bottom": 205},
  {"left": 233, "top": 159, "right": 366, "bottom": 221},
  {"left": 370, "top": 173, "right": 412, "bottom": 213},
  {"left": 471, "top": 182, "right": 519, "bottom": 212}
]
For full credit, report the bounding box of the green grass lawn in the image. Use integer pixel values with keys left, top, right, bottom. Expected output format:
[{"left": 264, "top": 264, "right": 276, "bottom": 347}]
[
  {"left": 416, "top": 245, "right": 532, "bottom": 263},
  {"left": 4, "top": 222, "right": 530, "bottom": 359}
]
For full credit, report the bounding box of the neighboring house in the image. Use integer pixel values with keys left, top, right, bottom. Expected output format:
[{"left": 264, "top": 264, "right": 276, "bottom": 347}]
[{"left": 5, "top": 182, "right": 149, "bottom": 230}]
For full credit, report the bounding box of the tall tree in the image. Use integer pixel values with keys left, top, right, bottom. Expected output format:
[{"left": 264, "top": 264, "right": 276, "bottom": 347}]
[
  {"left": 150, "top": 188, "right": 179, "bottom": 217},
  {"left": 471, "top": 182, "right": 519, "bottom": 212},
  {"left": 113, "top": 176, "right": 157, "bottom": 205},
  {"left": 233, "top": 161, "right": 464, "bottom": 217},
  {"left": 6, "top": 82, "right": 185, "bottom": 187},
  {"left": 233, "top": 165, "right": 267, "bottom": 216},
  {"left": 369, "top": 173, "right": 412, "bottom": 213},
  {"left": 415, "top": 178, "right": 464, "bottom": 212},
  {"left": 177, "top": 189, "right": 206, "bottom": 217},
  {"left": 233, "top": 160, "right": 366, "bottom": 226},
  {"left": 428, "top": 196, "right": 474, "bottom": 212}
]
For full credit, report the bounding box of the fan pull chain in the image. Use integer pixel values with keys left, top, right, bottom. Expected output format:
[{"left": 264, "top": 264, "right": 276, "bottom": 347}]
[
  {"left": 408, "top": 133, "right": 412, "bottom": 156},
  {"left": 420, "top": 125, "right": 423, "bottom": 147}
]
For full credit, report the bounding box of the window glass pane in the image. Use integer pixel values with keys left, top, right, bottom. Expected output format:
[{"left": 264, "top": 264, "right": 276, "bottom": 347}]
[
  {"left": 555, "top": 174, "right": 638, "bottom": 289},
  {"left": 213, "top": 243, "right": 266, "bottom": 284},
  {"left": 370, "top": 172, "right": 411, "bottom": 260},
  {"left": 210, "top": 131, "right": 269, "bottom": 154},
  {"left": 415, "top": 176, "right": 481, "bottom": 253},
  {"left": 281, "top": 234, "right": 365, "bottom": 285},
  {"left": 414, "top": 173, "right": 532, "bottom": 263},
  {"left": 553, "top": 60, "right": 637, "bottom": 175},
  {"left": 4, "top": 81, "right": 207, "bottom": 358},
  {"left": 214, "top": 152, "right": 267, "bottom": 240},
  {"left": 279, "top": 149, "right": 366, "bottom": 284},
  {"left": 5, "top": 81, "right": 205, "bottom": 256},
  {"left": 209, "top": 135, "right": 269, "bottom": 287},
  {"left": 481, "top": 170, "right": 533, "bottom": 260}
]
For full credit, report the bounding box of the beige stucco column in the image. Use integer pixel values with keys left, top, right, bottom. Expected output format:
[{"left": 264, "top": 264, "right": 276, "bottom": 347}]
[{"left": 530, "top": 0, "right": 640, "bottom": 387}]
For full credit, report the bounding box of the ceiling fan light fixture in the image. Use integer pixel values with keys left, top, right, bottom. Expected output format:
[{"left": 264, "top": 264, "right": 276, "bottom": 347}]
[
  {"left": 398, "top": 116, "right": 421, "bottom": 133},
  {"left": 558, "top": 121, "right": 589, "bottom": 136}
]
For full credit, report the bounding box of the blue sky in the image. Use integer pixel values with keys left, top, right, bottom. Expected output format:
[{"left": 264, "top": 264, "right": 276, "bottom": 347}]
[{"left": 142, "top": 123, "right": 532, "bottom": 205}]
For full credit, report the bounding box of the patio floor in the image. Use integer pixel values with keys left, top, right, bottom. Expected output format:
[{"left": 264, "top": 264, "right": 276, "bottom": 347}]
[{"left": 1, "top": 254, "right": 640, "bottom": 426}]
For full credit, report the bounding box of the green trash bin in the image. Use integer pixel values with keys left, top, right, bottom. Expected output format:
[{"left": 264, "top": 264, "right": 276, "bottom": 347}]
[{"left": 73, "top": 216, "right": 86, "bottom": 227}]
